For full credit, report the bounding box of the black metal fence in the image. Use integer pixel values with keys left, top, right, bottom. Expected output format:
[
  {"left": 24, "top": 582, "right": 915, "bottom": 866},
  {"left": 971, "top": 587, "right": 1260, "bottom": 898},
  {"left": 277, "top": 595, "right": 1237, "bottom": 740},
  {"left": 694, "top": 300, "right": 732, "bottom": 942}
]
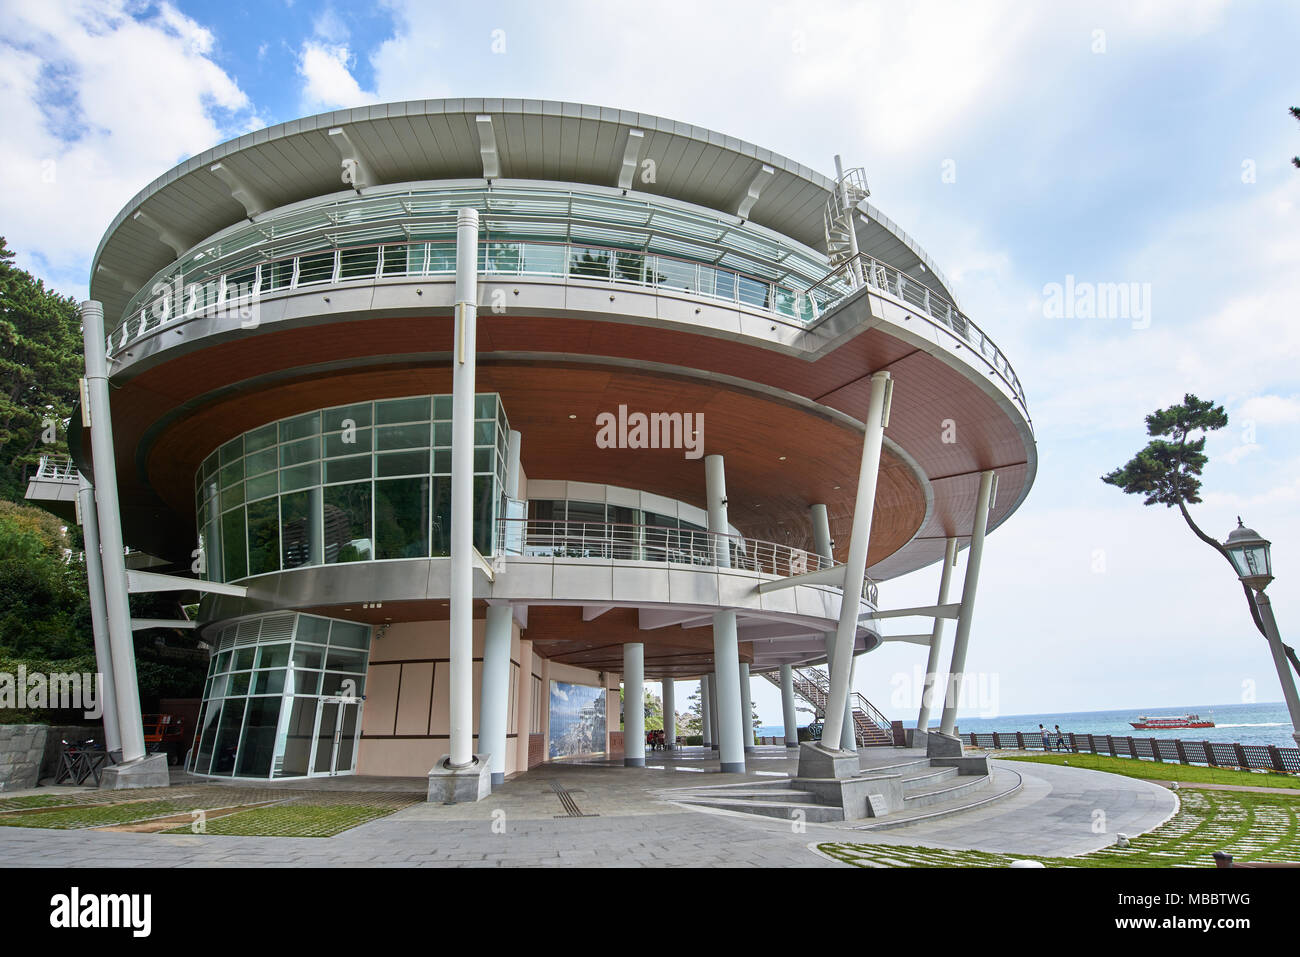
[{"left": 967, "top": 731, "right": 1300, "bottom": 774}]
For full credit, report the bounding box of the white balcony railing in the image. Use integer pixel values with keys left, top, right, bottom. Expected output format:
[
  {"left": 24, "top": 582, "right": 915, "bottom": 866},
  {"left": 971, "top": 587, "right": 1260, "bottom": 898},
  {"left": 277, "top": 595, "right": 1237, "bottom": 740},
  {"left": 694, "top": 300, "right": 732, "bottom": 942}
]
[
  {"left": 497, "top": 518, "right": 878, "bottom": 603},
  {"left": 34, "top": 454, "right": 77, "bottom": 483}
]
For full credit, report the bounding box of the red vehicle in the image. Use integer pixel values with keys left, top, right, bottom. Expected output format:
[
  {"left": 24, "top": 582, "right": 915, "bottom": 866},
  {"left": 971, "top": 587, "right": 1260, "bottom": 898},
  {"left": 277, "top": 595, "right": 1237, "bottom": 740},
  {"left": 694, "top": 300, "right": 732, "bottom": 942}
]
[
  {"left": 1129, "top": 714, "right": 1215, "bottom": 730},
  {"left": 142, "top": 714, "right": 187, "bottom": 765}
]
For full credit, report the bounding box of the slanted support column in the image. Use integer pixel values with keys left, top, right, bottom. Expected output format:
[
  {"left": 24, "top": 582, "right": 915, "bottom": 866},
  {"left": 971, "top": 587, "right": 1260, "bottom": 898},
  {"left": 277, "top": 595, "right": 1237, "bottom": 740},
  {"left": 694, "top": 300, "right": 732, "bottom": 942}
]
[
  {"left": 623, "top": 643, "right": 645, "bottom": 767},
  {"left": 738, "top": 661, "right": 753, "bottom": 751},
  {"left": 916, "top": 537, "right": 959, "bottom": 734},
  {"left": 841, "top": 654, "right": 858, "bottom": 751},
  {"left": 448, "top": 207, "right": 480, "bottom": 772},
  {"left": 76, "top": 472, "right": 121, "bottom": 755},
  {"left": 779, "top": 664, "right": 799, "bottom": 748},
  {"left": 80, "top": 300, "right": 151, "bottom": 772},
  {"left": 700, "top": 675, "right": 713, "bottom": 748},
  {"left": 939, "top": 470, "right": 997, "bottom": 737},
  {"left": 706, "top": 453, "right": 745, "bottom": 773},
  {"left": 479, "top": 604, "right": 513, "bottom": 787},
  {"left": 662, "top": 677, "right": 676, "bottom": 749},
  {"left": 821, "top": 371, "right": 892, "bottom": 753}
]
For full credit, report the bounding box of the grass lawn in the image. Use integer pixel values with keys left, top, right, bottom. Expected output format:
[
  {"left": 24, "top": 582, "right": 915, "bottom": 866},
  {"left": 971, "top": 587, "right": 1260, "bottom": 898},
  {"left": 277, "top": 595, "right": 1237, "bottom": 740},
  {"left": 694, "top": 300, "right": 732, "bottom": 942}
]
[
  {"left": 819, "top": 786, "right": 1300, "bottom": 868},
  {"left": 998, "top": 751, "right": 1300, "bottom": 789},
  {"left": 0, "top": 798, "right": 220, "bottom": 829},
  {"left": 163, "top": 803, "right": 408, "bottom": 838}
]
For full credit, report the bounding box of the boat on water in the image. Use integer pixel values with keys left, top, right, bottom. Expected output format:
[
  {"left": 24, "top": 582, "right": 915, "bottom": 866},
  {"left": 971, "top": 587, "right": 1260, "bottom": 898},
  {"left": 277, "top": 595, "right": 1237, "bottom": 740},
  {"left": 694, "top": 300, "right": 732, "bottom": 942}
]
[{"left": 1130, "top": 714, "right": 1214, "bottom": 730}]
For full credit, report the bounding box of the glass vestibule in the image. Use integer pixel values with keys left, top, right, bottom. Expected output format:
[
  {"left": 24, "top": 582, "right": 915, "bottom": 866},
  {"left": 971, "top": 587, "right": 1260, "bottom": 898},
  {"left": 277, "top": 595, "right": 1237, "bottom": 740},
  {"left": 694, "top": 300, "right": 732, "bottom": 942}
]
[
  {"left": 191, "top": 612, "right": 372, "bottom": 779},
  {"left": 195, "top": 393, "right": 510, "bottom": 584}
]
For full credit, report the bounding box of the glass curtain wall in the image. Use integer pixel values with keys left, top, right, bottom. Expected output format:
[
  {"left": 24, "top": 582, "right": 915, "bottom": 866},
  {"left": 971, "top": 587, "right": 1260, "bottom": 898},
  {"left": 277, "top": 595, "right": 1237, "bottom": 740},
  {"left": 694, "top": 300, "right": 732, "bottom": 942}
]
[
  {"left": 191, "top": 612, "right": 372, "bottom": 779},
  {"left": 195, "top": 394, "right": 509, "bottom": 583}
]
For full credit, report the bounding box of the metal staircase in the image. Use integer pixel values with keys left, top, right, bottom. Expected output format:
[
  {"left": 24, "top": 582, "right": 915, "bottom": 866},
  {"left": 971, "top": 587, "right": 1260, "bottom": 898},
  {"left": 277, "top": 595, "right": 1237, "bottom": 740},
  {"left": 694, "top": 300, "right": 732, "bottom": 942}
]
[
  {"left": 823, "top": 160, "right": 870, "bottom": 276},
  {"left": 760, "top": 666, "right": 893, "bottom": 747}
]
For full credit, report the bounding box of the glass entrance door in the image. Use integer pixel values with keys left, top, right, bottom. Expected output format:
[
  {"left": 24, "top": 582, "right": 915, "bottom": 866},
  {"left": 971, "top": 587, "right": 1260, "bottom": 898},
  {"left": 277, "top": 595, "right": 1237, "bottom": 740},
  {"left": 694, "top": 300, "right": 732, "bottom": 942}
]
[{"left": 309, "top": 696, "right": 362, "bottom": 776}]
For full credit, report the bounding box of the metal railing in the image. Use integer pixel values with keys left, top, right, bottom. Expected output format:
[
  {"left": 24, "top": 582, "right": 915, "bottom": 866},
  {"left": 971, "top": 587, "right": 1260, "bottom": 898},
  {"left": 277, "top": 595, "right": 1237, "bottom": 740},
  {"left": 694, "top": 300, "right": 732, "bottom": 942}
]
[
  {"left": 106, "top": 238, "right": 833, "bottom": 356},
  {"left": 968, "top": 731, "right": 1300, "bottom": 774},
  {"left": 34, "top": 454, "right": 77, "bottom": 482},
  {"left": 805, "top": 252, "right": 1029, "bottom": 418},
  {"left": 497, "top": 518, "right": 844, "bottom": 580},
  {"left": 759, "top": 666, "right": 893, "bottom": 746}
]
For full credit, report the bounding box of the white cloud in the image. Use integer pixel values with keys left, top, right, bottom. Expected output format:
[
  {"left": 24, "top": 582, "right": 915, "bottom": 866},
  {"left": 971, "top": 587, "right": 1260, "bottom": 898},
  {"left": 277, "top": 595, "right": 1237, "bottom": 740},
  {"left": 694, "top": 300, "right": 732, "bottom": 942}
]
[
  {"left": 297, "top": 40, "right": 375, "bottom": 112},
  {"left": 0, "top": 0, "right": 260, "bottom": 297}
]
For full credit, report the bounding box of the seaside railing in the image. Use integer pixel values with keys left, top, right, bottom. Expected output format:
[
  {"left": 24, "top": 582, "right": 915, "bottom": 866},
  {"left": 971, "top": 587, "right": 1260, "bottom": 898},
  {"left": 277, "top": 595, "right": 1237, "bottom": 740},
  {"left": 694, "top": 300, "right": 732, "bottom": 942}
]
[{"left": 966, "top": 731, "right": 1300, "bottom": 774}]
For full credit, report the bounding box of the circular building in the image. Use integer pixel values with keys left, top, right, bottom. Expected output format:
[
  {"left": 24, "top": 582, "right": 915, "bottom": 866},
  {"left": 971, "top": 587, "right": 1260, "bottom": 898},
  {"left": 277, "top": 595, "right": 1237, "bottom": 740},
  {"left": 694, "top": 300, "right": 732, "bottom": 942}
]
[{"left": 74, "top": 98, "right": 1034, "bottom": 785}]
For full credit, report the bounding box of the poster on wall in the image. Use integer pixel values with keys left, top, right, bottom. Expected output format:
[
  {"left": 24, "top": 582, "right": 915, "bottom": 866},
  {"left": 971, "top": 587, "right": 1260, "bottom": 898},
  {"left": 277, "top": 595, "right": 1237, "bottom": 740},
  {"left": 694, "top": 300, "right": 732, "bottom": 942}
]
[{"left": 548, "top": 681, "right": 607, "bottom": 758}]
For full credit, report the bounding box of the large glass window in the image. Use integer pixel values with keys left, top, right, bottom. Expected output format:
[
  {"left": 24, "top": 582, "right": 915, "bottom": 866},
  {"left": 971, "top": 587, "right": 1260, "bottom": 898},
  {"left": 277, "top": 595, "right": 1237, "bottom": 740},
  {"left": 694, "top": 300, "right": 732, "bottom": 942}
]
[{"left": 195, "top": 394, "right": 508, "bottom": 582}]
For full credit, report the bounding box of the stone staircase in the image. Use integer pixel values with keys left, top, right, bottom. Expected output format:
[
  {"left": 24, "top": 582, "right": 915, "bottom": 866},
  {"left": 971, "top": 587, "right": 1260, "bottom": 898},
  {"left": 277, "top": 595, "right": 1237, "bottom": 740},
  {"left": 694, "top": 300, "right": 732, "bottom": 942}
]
[
  {"left": 663, "top": 751, "right": 1020, "bottom": 826},
  {"left": 758, "top": 667, "right": 893, "bottom": 747}
]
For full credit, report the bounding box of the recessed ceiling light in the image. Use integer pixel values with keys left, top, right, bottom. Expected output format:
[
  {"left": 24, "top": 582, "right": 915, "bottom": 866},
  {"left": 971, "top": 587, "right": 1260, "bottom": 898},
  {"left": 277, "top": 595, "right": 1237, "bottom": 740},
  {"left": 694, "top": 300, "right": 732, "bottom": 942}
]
[
  {"left": 778, "top": 456, "right": 786, "bottom": 461},
  {"left": 833, "top": 485, "right": 841, "bottom": 490},
  {"left": 568, "top": 414, "right": 577, "bottom": 419}
]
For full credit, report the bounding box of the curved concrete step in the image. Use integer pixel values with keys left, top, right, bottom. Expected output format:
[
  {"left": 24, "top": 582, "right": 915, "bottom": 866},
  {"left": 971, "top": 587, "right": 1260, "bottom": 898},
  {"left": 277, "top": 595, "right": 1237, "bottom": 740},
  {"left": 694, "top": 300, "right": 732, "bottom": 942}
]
[
  {"left": 902, "top": 772, "right": 993, "bottom": 809},
  {"left": 899, "top": 766, "right": 959, "bottom": 792},
  {"left": 676, "top": 788, "right": 822, "bottom": 805},
  {"left": 673, "top": 796, "right": 845, "bottom": 823},
  {"left": 851, "top": 767, "right": 1023, "bottom": 830}
]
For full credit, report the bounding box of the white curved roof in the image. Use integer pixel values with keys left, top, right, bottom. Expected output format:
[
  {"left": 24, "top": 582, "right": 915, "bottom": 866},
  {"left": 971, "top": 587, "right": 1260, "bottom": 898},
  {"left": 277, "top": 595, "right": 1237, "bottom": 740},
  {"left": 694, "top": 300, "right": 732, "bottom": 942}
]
[{"left": 90, "top": 98, "right": 959, "bottom": 321}]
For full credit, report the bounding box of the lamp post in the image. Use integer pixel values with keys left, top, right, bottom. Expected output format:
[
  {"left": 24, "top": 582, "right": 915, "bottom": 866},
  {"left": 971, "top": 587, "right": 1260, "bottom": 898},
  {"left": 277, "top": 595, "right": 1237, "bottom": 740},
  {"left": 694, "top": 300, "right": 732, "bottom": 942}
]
[{"left": 1223, "top": 519, "right": 1300, "bottom": 747}]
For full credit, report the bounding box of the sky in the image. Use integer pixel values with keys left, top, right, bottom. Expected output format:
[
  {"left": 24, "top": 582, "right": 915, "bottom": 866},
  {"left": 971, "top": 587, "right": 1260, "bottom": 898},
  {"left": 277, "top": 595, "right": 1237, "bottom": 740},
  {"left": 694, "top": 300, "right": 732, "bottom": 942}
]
[{"left": 2, "top": 0, "right": 1299, "bottom": 726}]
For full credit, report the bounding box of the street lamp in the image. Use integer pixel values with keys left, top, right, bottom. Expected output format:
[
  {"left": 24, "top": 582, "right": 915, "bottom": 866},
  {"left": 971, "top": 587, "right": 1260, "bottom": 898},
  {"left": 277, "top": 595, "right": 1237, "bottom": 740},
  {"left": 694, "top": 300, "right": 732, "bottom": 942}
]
[
  {"left": 1224, "top": 519, "right": 1272, "bottom": 590},
  {"left": 1223, "top": 518, "right": 1300, "bottom": 747}
]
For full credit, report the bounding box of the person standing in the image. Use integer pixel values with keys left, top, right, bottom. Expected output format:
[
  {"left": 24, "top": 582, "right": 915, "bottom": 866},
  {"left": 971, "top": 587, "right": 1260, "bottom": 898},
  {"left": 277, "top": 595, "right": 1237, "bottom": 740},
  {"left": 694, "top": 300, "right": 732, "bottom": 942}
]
[
  {"left": 1054, "top": 724, "right": 1069, "bottom": 752},
  {"left": 1039, "top": 724, "right": 1051, "bottom": 751}
]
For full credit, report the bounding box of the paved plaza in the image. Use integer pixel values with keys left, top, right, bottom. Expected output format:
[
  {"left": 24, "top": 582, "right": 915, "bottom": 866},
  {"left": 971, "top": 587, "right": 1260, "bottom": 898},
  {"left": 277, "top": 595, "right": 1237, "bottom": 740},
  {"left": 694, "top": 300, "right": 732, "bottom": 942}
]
[{"left": 0, "top": 747, "right": 1177, "bottom": 867}]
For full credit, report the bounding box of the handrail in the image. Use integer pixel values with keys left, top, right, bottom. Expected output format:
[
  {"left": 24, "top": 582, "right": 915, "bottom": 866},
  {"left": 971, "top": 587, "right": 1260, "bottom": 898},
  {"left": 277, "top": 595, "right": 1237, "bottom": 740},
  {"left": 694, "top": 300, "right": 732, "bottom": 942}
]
[
  {"left": 34, "top": 454, "right": 77, "bottom": 482},
  {"left": 106, "top": 237, "right": 834, "bottom": 356},
  {"left": 497, "top": 518, "right": 839, "bottom": 579},
  {"left": 805, "top": 251, "right": 1029, "bottom": 419}
]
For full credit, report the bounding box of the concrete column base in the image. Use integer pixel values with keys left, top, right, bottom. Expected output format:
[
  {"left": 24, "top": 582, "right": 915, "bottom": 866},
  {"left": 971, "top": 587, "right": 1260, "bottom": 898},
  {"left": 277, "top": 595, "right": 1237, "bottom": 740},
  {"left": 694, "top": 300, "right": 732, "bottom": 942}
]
[
  {"left": 794, "top": 741, "right": 860, "bottom": 779},
  {"left": 719, "top": 762, "right": 745, "bottom": 773},
  {"left": 98, "top": 754, "right": 170, "bottom": 790},
  {"left": 925, "top": 731, "right": 964, "bottom": 757},
  {"left": 905, "top": 728, "right": 928, "bottom": 748},
  {"left": 427, "top": 753, "right": 493, "bottom": 803},
  {"left": 490, "top": 772, "right": 504, "bottom": 788},
  {"left": 624, "top": 757, "right": 645, "bottom": 767}
]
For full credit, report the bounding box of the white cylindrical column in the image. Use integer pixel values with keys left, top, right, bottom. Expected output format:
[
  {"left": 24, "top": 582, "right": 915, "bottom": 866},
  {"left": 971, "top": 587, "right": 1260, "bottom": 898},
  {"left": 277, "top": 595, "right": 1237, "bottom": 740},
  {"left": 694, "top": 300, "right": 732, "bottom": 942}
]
[
  {"left": 842, "top": 654, "right": 857, "bottom": 750},
  {"left": 448, "top": 207, "right": 480, "bottom": 769},
  {"left": 707, "top": 673, "right": 720, "bottom": 750},
  {"left": 662, "top": 678, "right": 676, "bottom": 750},
  {"left": 705, "top": 454, "right": 731, "bottom": 569},
  {"left": 822, "top": 371, "right": 891, "bottom": 752},
  {"left": 1255, "top": 592, "right": 1300, "bottom": 748},
  {"left": 779, "top": 664, "right": 799, "bottom": 748},
  {"left": 738, "top": 661, "right": 753, "bottom": 751},
  {"left": 917, "top": 537, "right": 959, "bottom": 732},
  {"left": 623, "top": 643, "right": 645, "bottom": 767},
  {"left": 711, "top": 613, "right": 746, "bottom": 773},
  {"left": 810, "top": 503, "right": 833, "bottom": 562},
  {"left": 479, "top": 604, "right": 513, "bottom": 787},
  {"left": 706, "top": 453, "right": 744, "bottom": 771},
  {"left": 700, "top": 676, "right": 713, "bottom": 748},
  {"left": 81, "top": 300, "right": 148, "bottom": 765},
  {"left": 76, "top": 471, "right": 121, "bottom": 755},
  {"left": 939, "top": 470, "right": 996, "bottom": 736}
]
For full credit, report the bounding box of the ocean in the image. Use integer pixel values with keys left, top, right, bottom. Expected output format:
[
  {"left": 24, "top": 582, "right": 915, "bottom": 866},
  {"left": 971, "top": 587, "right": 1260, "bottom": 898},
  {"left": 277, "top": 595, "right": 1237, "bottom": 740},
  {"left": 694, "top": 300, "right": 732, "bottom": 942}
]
[{"left": 759, "top": 701, "right": 1297, "bottom": 748}]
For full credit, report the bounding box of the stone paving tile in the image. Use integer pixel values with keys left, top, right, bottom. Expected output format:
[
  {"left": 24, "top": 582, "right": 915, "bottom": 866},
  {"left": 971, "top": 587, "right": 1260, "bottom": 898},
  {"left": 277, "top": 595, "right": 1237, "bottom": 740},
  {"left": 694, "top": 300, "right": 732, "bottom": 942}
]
[{"left": 0, "top": 748, "right": 1178, "bottom": 867}]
